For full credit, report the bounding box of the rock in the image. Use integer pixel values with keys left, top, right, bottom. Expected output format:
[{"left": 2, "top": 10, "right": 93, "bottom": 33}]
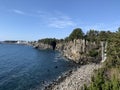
[
  {"left": 56, "top": 39, "right": 99, "bottom": 63},
  {"left": 55, "top": 66, "right": 58, "bottom": 69},
  {"left": 47, "top": 69, "right": 50, "bottom": 72},
  {"left": 33, "top": 39, "right": 101, "bottom": 63},
  {"left": 44, "top": 63, "right": 101, "bottom": 90}
]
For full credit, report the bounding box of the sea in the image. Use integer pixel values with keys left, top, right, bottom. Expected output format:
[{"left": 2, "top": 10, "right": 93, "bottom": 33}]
[{"left": 0, "top": 44, "right": 75, "bottom": 90}]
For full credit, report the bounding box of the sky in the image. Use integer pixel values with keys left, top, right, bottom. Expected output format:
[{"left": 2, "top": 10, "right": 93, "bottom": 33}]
[{"left": 0, "top": 0, "right": 120, "bottom": 41}]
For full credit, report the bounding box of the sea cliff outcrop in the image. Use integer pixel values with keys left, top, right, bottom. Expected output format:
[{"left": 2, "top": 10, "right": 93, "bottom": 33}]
[
  {"left": 56, "top": 39, "right": 100, "bottom": 63},
  {"left": 33, "top": 42, "right": 52, "bottom": 50},
  {"left": 33, "top": 39, "right": 101, "bottom": 63}
]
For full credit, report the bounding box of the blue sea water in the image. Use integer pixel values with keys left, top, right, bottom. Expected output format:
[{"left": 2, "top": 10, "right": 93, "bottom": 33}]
[{"left": 0, "top": 44, "right": 74, "bottom": 90}]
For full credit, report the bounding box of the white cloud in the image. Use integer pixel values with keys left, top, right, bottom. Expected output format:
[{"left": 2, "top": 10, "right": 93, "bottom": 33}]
[
  {"left": 36, "top": 10, "right": 77, "bottom": 28},
  {"left": 10, "top": 9, "right": 76, "bottom": 28},
  {"left": 48, "top": 17, "right": 76, "bottom": 28},
  {"left": 12, "top": 9, "right": 25, "bottom": 15},
  {"left": 11, "top": 9, "right": 41, "bottom": 17}
]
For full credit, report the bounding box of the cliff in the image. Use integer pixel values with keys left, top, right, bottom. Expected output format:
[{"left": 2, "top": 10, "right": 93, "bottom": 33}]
[
  {"left": 33, "top": 42, "right": 52, "bottom": 50},
  {"left": 56, "top": 39, "right": 101, "bottom": 63},
  {"left": 33, "top": 39, "right": 102, "bottom": 63}
]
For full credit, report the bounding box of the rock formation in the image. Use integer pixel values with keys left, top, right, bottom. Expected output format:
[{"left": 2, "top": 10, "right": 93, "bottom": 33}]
[
  {"left": 56, "top": 39, "right": 100, "bottom": 63},
  {"left": 33, "top": 39, "right": 102, "bottom": 63},
  {"left": 33, "top": 42, "right": 52, "bottom": 50}
]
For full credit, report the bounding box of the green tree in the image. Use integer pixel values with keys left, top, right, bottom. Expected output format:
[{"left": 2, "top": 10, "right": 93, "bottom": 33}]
[
  {"left": 118, "top": 27, "right": 120, "bottom": 32},
  {"left": 68, "top": 28, "right": 84, "bottom": 41},
  {"left": 106, "top": 30, "right": 120, "bottom": 67},
  {"left": 38, "top": 38, "right": 56, "bottom": 45},
  {"left": 86, "top": 30, "right": 99, "bottom": 42},
  {"left": 82, "top": 28, "right": 120, "bottom": 90},
  {"left": 97, "top": 31, "right": 112, "bottom": 41}
]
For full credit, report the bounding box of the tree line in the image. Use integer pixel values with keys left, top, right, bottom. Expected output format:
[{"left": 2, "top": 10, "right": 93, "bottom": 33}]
[{"left": 38, "top": 28, "right": 114, "bottom": 44}]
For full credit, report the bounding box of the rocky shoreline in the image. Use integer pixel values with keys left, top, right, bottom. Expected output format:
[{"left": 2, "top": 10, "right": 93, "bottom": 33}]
[
  {"left": 43, "top": 63, "right": 101, "bottom": 90},
  {"left": 31, "top": 39, "right": 104, "bottom": 90}
]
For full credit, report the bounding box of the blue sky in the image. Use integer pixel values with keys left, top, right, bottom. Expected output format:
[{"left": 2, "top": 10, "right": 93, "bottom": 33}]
[{"left": 0, "top": 0, "right": 120, "bottom": 41}]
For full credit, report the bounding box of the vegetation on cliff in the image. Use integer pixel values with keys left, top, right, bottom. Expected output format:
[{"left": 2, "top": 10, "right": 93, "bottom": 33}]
[
  {"left": 85, "top": 30, "right": 99, "bottom": 42},
  {"left": 82, "top": 28, "right": 120, "bottom": 90},
  {"left": 38, "top": 38, "right": 57, "bottom": 50},
  {"left": 36, "top": 27, "right": 120, "bottom": 89},
  {"left": 37, "top": 28, "right": 112, "bottom": 45},
  {"left": 36, "top": 28, "right": 114, "bottom": 63},
  {"left": 38, "top": 38, "right": 57, "bottom": 45},
  {"left": 68, "top": 28, "right": 84, "bottom": 41}
]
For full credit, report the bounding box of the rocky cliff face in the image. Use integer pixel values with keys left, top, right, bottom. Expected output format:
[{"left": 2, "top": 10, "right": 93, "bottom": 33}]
[
  {"left": 56, "top": 39, "right": 100, "bottom": 63},
  {"left": 33, "top": 42, "right": 52, "bottom": 50},
  {"left": 33, "top": 39, "right": 101, "bottom": 63}
]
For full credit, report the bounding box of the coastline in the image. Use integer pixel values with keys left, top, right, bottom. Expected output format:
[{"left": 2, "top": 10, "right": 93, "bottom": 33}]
[
  {"left": 31, "top": 39, "right": 103, "bottom": 90},
  {"left": 43, "top": 63, "right": 101, "bottom": 90}
]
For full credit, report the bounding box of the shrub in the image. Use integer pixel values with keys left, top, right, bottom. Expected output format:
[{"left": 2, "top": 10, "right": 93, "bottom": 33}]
[{"left": 89, "top": 50, "right": 98, "bottom": 57}]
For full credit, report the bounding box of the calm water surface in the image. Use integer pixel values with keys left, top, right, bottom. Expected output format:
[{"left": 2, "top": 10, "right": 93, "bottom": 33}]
[{"left": 0, "top": 44, "right": 74, "bottom": 90}]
